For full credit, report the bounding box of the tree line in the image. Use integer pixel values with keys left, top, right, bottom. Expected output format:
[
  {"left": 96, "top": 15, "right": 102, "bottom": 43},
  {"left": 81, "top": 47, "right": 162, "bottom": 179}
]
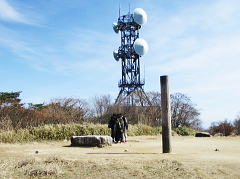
[
  {"left": 209, "top": 118, "right": 240, "bottom": 136},
  {"left": 1, "top": 91, "right": 239, "bottom": 135},
  {"left": 0, "top": 91, "right": 203, "bottom": 131}
]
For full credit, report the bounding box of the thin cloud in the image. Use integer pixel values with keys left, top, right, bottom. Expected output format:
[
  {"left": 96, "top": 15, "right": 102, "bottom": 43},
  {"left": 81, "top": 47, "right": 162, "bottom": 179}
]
[
  {"left": 0, "top": 0, "right": 31, "bottom": 24},
  {"left": 144, "top": 0, "right": 240, "bottom": 80},
  {"left": 140, "top": 0, "right": 240, "bottom": 127},
  {"left": 0, "top": 25, "right": 118, "bottom": 76}
]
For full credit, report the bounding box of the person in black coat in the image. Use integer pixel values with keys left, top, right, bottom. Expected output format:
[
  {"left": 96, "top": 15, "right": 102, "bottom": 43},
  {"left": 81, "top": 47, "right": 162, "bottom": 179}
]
[
  {"left": 108, "top": 114, "right": 117, "bottom": 142},
  {"left": 108, "top": 114, "right": 128, "bottom": 143},
  {"left": 114, "top": 114, "right": 124, "bottom": 143}
]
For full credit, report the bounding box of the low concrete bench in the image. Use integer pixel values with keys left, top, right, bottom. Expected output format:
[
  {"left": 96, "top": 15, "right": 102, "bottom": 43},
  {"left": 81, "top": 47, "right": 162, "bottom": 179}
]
[{"left": 71, "top": 135, "right": 112, "bottom": 147}]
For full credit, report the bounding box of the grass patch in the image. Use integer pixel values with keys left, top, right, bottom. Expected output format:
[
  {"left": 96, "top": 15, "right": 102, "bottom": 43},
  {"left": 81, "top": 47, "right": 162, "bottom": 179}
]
[
  {"left": 0, "top": 157, "right": 206, "bottom": 179},
  {"left": 0, "top": 123, "right": 198, "bottom": 143},
  {"left": 0, "top": 123, "right": 163, "bottom": 143},
  {"left": 128, "top": 124, "right": 162, "bottom": 136}
]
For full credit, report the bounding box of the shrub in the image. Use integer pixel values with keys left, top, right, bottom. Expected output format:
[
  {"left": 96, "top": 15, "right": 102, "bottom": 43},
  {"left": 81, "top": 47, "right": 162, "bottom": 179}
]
[
  {"left": 173, "top": 126, "right": 196, "bottom": 136},
  {"left": 233, "top": 117, "right": 240, "bottom": 135},
  {"left": 0, "top": 117, "right": 13, "bottom": 131},
  {"left": 209, "top": 120, "right": 234, "bottom": 136},
  {"left": 0, "top": 106, "right": 76, "bottom": 130}
]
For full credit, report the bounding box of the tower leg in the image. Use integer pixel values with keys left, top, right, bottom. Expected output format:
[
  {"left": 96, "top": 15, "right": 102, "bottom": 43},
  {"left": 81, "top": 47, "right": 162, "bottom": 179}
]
[
  {"left": 115, "top": 88, "right": 124, "bottom": 104},
  {"left": 115, "top": 87, "right": 151, "bottom": 106}
]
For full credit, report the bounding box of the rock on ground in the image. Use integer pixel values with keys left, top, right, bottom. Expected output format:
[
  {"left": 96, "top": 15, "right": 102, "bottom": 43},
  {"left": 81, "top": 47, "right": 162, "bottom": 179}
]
[
  {"left": 195, "top": 132, "right": 211, "bottom": 137},
  {"left": 71, "top": 135, "right": 112, "bottom": 147}
]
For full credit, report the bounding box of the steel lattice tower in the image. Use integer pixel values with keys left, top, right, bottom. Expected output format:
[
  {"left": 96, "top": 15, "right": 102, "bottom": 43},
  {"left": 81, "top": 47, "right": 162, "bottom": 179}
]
[{"left": 113, "top": 9, "right": 151, "bottom": 106}]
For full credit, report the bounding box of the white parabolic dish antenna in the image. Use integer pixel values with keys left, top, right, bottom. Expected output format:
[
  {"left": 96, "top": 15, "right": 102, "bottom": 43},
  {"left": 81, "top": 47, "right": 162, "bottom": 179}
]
[
  {"left": 133, "top": 8, "right": 147, "bottom": 25},
  {"left": 134, "top": 38, "right": 148, "bottom": 56},
  {"left": 112, "top": 22, "right": 119, "bottom": 33},
  {"left": 113, "top": 50, "right": 119, "bottom": 61}
]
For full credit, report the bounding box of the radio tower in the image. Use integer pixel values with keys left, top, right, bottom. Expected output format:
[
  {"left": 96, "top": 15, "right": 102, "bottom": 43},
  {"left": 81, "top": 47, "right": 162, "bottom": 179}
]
[{"left": 113, "top": 8, "right": 151, "bottom": 106}]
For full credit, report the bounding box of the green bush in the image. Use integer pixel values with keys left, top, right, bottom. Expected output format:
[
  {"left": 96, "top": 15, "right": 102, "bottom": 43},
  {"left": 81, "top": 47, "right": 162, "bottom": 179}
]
[{"left": 173, "top": 126, "right": 196, "bottom": 136}]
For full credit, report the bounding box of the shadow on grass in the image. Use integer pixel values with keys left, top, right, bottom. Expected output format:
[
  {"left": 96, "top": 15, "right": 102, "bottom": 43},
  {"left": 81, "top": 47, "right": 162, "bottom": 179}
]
[
  {"left": 62, "top": 145, "right": 97, "bottom": 148},
  {"left": 87, "top": 152, "right": 160, "bottom": 154}
]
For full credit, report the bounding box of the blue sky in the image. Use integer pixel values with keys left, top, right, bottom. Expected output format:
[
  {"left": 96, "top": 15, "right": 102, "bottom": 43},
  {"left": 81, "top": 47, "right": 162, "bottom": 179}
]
[{"left": 0, "top": 0, "right": 240, "bottom": 128}]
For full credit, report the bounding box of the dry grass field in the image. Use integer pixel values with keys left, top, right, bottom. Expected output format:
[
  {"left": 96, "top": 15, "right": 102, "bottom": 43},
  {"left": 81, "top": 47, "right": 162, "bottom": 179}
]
[{"left": 0, "top": 136, "right": 240, "bottom": 178}]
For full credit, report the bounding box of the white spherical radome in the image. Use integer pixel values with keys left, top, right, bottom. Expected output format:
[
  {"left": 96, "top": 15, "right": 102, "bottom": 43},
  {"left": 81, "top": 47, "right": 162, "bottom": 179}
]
[
  {"left": 133, "top": 8, "right": 147, "bottom": 25},
  {"left": 133, "top": 38, "right": 148, "bottom": 56}
]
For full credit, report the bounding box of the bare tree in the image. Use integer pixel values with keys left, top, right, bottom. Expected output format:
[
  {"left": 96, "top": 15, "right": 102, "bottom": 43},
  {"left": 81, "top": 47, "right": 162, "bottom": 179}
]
[
  {"left": 90, "top": 92, "right": 201, "bottom": 128},
  {"left": 93, "top": 95, "right": 112, "bottom": 118},
  {"left": 144, "top": 92, "right": 162, "bottom": 125},
  {"left": 46, "top": 98, "right": 89, "bottom": 122},
  {"left": 104, "top": 92, "right": 161, "bottom": 125},
  {"left": 141, "top": 92, "right": 201, "bottom": 128},
  {"left": 147, "top": 91, "right": 161, "bottom": 106},
  {"left": 234, "top": 114, "right": 240, "bottom": 135},
  {"left": 171, "top": 93, "right": 201, "bottom": 129}
]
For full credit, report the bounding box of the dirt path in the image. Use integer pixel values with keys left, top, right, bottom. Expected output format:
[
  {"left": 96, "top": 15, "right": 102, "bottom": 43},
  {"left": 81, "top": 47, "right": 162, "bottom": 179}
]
[{"left": 1, "top": 136, "right": 240, "bottom": 178}]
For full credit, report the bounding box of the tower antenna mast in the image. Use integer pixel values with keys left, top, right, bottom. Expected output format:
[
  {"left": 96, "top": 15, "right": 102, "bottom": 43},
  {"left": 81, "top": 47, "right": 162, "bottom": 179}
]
[{"left": 118, "top": 4, "right": 121, "bottom": 17}]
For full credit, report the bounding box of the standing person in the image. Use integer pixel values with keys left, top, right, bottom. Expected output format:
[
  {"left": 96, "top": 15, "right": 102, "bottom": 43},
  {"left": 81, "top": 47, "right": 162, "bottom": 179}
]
[
  {"left": 108, "top": 114, "right": 116, "bottom": 142},
  {"left": 115, "top": 114, "right": 124, "bottom": 143},
  {"left": 122, "top": 116, "right": 128, "bottom": 142}
]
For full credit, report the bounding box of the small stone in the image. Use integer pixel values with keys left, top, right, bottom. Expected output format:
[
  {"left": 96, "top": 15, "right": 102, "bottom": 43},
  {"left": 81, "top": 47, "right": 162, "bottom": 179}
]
[
  {"left": 35, "top": 150, "right": 39, "bottom": 154},
  {"left": 124, "top": 149, "right": 128, "bottom": 152},
  {"left": 214, "top": 148, "right": 219, "bottom": 151}
]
